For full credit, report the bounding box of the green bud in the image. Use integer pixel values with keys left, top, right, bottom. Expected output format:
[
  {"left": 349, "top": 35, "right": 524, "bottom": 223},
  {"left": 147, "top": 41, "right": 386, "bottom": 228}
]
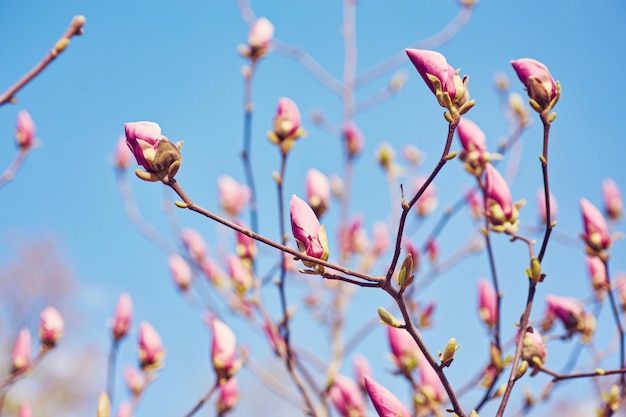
[
  {"left": 397, "top": 253, "right": 414, "bottom": 290},
  {"left": 377, "top": 307, "right": 402, "bottom": 328},
  {"left": 440, "top": 337, "right": 460, "bottom": 367}
]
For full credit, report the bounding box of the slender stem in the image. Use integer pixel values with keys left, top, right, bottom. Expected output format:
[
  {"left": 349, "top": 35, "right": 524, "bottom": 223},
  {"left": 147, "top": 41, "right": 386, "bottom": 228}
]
[
  {"left": 603, "top": 258, "right": 626, "bottom": 394},
  {"left": 276, "top": 152, "right": 290, "bottom": 346},
  {"left": 106, "top": 340, "right": 120, "bottom": 404},
  {"left": 182, "top": 379, "right": 220, "bottom": 417},
  {"left": 242, "top": 61, "right": 259, "bottom": 234},
  {"left": 537, "top": 112, "right": 553, "bottom": 262},
  {"left": 0, "top": 149, "right": 29, "bottom": 190},
  {"left": 0, "top": 16, "right": 86, "bottom": 106}
]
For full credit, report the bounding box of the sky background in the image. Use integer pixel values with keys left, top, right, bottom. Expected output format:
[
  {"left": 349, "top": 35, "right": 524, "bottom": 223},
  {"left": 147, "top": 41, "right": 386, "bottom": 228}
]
[{"left": 1, "top": 0, "right": 626, "bottom": 416}]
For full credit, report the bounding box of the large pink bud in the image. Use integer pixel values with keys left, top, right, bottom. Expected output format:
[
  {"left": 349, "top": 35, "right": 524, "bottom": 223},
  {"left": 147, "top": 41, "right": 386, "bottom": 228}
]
[
  {"left": 209, "top": 316, "right": 239, "bottom": 381},
  {"left": 580, "top": 198, "right": 611, "bottom": 253},
  {"left": 328, "top": 375, "right": 367, "bottom": 417},
  {"left": 138, "top": 322, "right": 164, "bottom": 369},
  {"left": 511, "top": 58, "right": 557, "bottom": 111},
  {"left": 544, "top": 294, "right": 595, "bottom": 342},
  {"left": 39, "top": 306, "right": 64, "bottom": 347},
  {"left": 248, "top": 17, "right": 274, "bottom": 50},
  {"left": 11, "top": 328, "right": 31, "bottom": 373},
  {"left": 290, "top": 195, "right": 329, "bottom": 268},
  {"left": 124, "top": 121, "right": 164, "bottom": 172},
  {"left": 517, "top": 326, "right": 547, "bottom": 368},
  {"left": 418, "top": 357, "right": 443, "bottom": 403},
  {"left": 15, "top": 110, "right": 35, "bottom": 150},
  {"left": 477, "top": 279, "right": 497, "bottom": 328},
  {"left": 112, "top": 293, "right": 133, "bottom": 341},
  {"left": 387, "top": 326, "right": 419, "bottom": 377},
  {"left": 602, "top": 178, "right": 623, "bottom": 221},
  {"left": 363, "top": 376, "right": 411, "bottom": 417}
]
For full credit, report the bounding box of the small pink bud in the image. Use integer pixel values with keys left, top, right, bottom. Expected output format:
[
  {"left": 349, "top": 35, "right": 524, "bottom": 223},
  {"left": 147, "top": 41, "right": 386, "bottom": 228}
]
[
  {"left": 116, "top": 402, "right": 132, "bottom": 417},
  {"left": 484, "top": 164, "right": 518, "bottom": 230},
  {"left": 511, "top": 58, "right": 557, "bottom": 110},
  {"left": 405, "top": 49, "right": 469, "bottom": 111},
  {"left": 339, "top": 216, "right": 368, "bottom": 258},
  {"left": 235, "top": 221, "right": 257, "bottom": 260},
  {"left": 402, "top": 145, "right": 421, "bottom": 166},
  {"left": 200, "top": 257, "right": 225, "bottom": 288},
  {"left": 124, "top": 121, "right": 164, "bottom": 173},
  {"left": 466, "top": 188, "right": 482, "bottom": 219},
  {"left": 328, "top": 375, "right": 367, "bottom": 417},
  {"left": 478, "top": 279, "right": 497, "bottom": 328},
  {"left": 114, "top": 136, "right": 133, "bottom": 169},
  {"left": 290, "top": 195, "right": 330, "bottom": 266},
  {"left": 537, "top": 189, "right": 557, "bottom": 223},
  {"left": 343, "top": 122, "right": 364, "bottom": 158},
  {"left": 425, "top": 238, "right": 439, "bottom": 263},
  {"left": 218, "top": 175, "right": 250, "bottom": 217},
  {"left": 263, "top": 319, "right": 286, "bottom": 357},
  {"left": 418, "top": 358, "right": 443, "bottom": 403},
  {"left": 363, "top": 376, "right": 411, "bottom": 417},
  {"left": 123, "top": 366, "right": 146, "bottom": 396},
  {"left": 248, "top": 17, "right": 274, "bottom": 50},
  {"left": 138, "top": 322, "right": 164, "bottom": 369},
  {"left": 544, "top": 294, "right": 595, "bottom": 342},
  {"left": 18, "top": 403, "right": 32, "bottom": 417},
  {"left": 39, "top": 306, "right": 64, "bottom": 347},
  {"left": 274, "top": 97, "right": 301, "bottom": 139},
  {"left": 372, "top": 222, "right": 390, "bottom": 256},
  {"left": 602, "top": 178, "right": 623, "bottom": 221},
  {"left": 11, "top": 328, "right": 31, "bottom": 373},
  {"left": 387, "top": 326, "right": 419, "bottom": 377},
  {"left": 587, "top": 256, "right": 608, "bottom": 299},
  {"left": 217, "top": 377, "right": 239, "bottom": 413},
  {"left": 414, "top": 176, "right": 438, "bottom": 216},
  {"left": 457, "top": 118, "right": 489, "bottom": 173},
  {"left": 112, "top": 293, "right": 133, "bottom": 341},
  {"left": 580, "top": 198, "right": 611, "bottom": 253},
  {"left": 169, "top": 254, "right": 192, "bottom": 292},
  {"left": 305, "top": 168, "right": 331, "bottom": 218},
  {"left": 180, "top": 228, "right": 207, "bottom": 262},
  {"left": 403, "top": 240, "right": 420, "bottom": 272},
  {"left": 226, "top": 254, "right": 253, "bottom": 294},
  {"left": 15, "top": 110, "right": 35, "bottom": 150},
  {"left": 209, "top": 317, "right": 238, "bottom": 381},
  {"left": 517, "top": 326, "right": 547, "bottom": 366},
  {"left": 353, "top": 354, "right": 372, "bottom": 391}
]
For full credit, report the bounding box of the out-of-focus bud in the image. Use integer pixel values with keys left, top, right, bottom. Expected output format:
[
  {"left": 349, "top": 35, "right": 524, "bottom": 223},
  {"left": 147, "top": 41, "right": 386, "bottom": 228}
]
[
  {"left": 138, "top": 322, "right": 165, "bottom": 370},
  {"left": 378, "top": 307, "right": 402, "bottom": 329},
  {"left": 457, "top": 118, "right": 490, "bottom": 175},
  {"left": 343, "top": 122, "right": 364, "bottom": 159},
  {"left": 268, "top": 98, "right": 306, "bottom": 154},
  {"left": 97, "top": 392, "right": 111, "bottom": 417},
  {"left": 353, "top": 354, "right": 372, "bottom": 391},
  {"left": 418, "top": 301, "right": 436, "bottom": 329},
  {"left": 425, "top": 238, "right": 439, "bottom": 263},
  {"left": 587, "top": 256, "right": 609, "bottom": 301},
  {"left": 123, "top": 366, "right": 146, "bottom": 396},
  {"left": 509, "top": 92, "right": 531, "bottom": 127},
  {"left": 417, "top": 355, "right": 444, "bottom": 406},
  {"left": 114, "top": 136, "right": 133, "bottom": 170},
  {"left": 15, "top": 110, "right": 36, "bottom": 150},
  {"left": 414, "top": 176, "right": 438, "bottom": 217},
  {"left": 116, "top": 402, "right": 132, "bottom": 417},
  {"left": 580, "top": 198, "right": 611, "bottom": 255},
  {"left": 364, "top": 376, "right": 411, "bottom": 417},
  {"left": 517, "top": 326, "right": 547, "bottom": 371},
  {"left": 339, "top": 216, "right": 368, "bottom": 259},
  {"left": 511, "top": 58, "right": 558, "bottom": 113},
  {"left": 112, "top": 293, "right": 133, "bottom": 341},
  {"left": 217, "top": 377, "right": 239, "bottom": 414},
  {"left": 405, "top": 49, "right": 473, "bottom": 115},
  {"left": 227, "top": 254, "right": 253, "bottom": 294},
  {"left": 616, "top": 273, "right": 626, "bottom": 311},
  {"left": 537, "top": 189, "right": 557, "bottom": 224},
  {"left": 263, "top": 319, "right": 286, "bottom": 357},
  {"left": 402, "top": 145, "right": 421, "bottom": 166},
  {"left": 290, "top": 195, "right": 329, "bottom": 270},
  {"left": 235, "top": 222, "right": 257, "bottom": 261},
  {"left": 200, "top": 257, "right": 225, "bottom": 288},
  {"left": 602, "top": 178, "right": 623, "bottom": 221},
  {"left": 478, "top": 279, "right": 497, "bottom": 328},
  {"left": 389, "top": 70, "right": 407, "bottom": 92},
  {"left": 544, "top": 294, "right": 595, "bottom": 343},
  {"left": 180, "top": 228, "right": 208, "bottom": 262},
  {"left": 484, "top": 164, "right": 520, "bottom": 233},
  {"left": 330, "top": 174, "right": 345, "bottom": 199},
  {"left": 169, "top": 254, "right": 192, "bottom": 292},
  {"left": 39, "top": 306, "right": 64, "bottom": 348},
  {"left": 372, "top": 222, "right": 390, "bottom": 257},
  {"left": 11, "top": 328, "right": 31, "bottom": 373},
  {"left": 17, "top": 403, "right": 32, "bottom": 417},
  {"left": 387, "top": 326, "right": 419, "bottom": 378},
  {"left": 305, "top": 168, "right": 330, "bottom": 218},
  {"left": 242, "top": 17, "right": 274, "bottom": 61},
  {"left": 493, "top": 72, "right": 509, "bottom": 92},
  {"left": 209, "top": 316, "right": 240, "bottom": 382},
  {"left": 466, "top": 188, "right": 482, "bottom": 219},
  {"left": 328, "top": 375, "right": 367, "bottom": 417},
  {"left": 376, "top": 142, "right": 395, "bottom": 172},
  {"left": 218, "top": 175, "right": 250, "bottom": 217},
  {"left": 124, "top": 121, "right": 183, "bottom": 182},
  {"left": 396, "top": 253, "right": 414, "bottom": 290},
  {"left": 403, "top": 240, "right": 420, "bottom": 272},
  {"left": 439, "top": 337, "right": 459, "bottom": 368}
]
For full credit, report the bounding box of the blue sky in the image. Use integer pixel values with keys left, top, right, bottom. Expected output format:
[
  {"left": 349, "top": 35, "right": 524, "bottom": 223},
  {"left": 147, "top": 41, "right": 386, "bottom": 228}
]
[{"left": 1, "top": 1, "right": 626, "bottom": 416}]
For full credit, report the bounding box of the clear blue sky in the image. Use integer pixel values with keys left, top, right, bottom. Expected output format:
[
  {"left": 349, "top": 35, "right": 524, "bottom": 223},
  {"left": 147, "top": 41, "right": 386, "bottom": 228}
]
[{"left": 1, "top": 1, "right": 626, "bottom": 416}]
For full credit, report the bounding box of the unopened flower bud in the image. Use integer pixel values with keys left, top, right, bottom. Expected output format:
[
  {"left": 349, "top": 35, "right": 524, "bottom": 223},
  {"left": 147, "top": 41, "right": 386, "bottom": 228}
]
[
  {"left": 343, "top": 123, "right": 364, "bottom": 159},
  {"left": 39, "top": 306, "right": 64, "bottom": 348},
  {"left": 112, "top": 293, "right": 133, "bottom": 341},
  {"left": 580, "top": 198, "right": 611, "bottom": 255},
  {"left": 364, "top": 376, "right": 411, "bottom": 417},
  {"left": 11, "top": 328, "right": 31, "bottom": 373},
  {"left": 217, "top": 377, "right": 239, "bottom": 413},
  {"left": 510, "top": 58, "right": 558, "bottom": 112},
  {"left": 439, "top": 337, "right": 459, "bottom": 367},
  {"left": 602, "top": 178, "right": 623, "bottom": 221},
  {"left": 15, "top": 110, "right": 36, "bottom": 150},
  {"left": 97, "top": 392, "right": 111, "bottom": 417},
  {"left": 169, "top": 254, "right": 192, "bottom": 292},
  {"left": 138, "top": 322, "right": 164, "bottom": 370}
]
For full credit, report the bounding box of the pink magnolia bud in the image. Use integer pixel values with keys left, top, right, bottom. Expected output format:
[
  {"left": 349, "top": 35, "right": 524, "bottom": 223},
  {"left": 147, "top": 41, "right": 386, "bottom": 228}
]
[
  {"left": 305, "top": 168, "right": 330, "bottom": 218},
  {"left": 517, "top": 326, "right": 547, "bottom": 367},
  {"left": 138, "top": 322, "right": 164, "bottom": 369},
  {"left": 545, "top": 294, "right": 595, "bottom": 342},
  {"left": 180, "top": 228, "right": 207, "bottom": 262},
  {"left": 580, "top": 198, "right": 611, "bottom": 253},
  {"left": 124, "top": 121, "right": 164, "bottom": 173},
  {"left": 372, "top": 222, "right": 390, "bottom": 256},
  {"left": 15, "top": 110, "right": 35, "bottom": 150},
  {"left": 602, "top": 178, "right": 623, "bottom": 221},
  {"left": 339, "top": 216, "right": 368, "bottom": 258},
  {"left": 123, "top": 366, "right": 146, "bottom": 396},
  {"left": 537, "top": 189, "right": 557, "bottom": 223},
  {"left": 343, "top": 122, "right": 364, "bottom": 159},
  {"left": 248, "top": 17, "right": 274, "bottom": 50},
  {"left": 263, "top": 319, "right": 286, "bottom": 357},
  {"left": 39, "top": 306, "right": 64, "bottom": 347},
  {"left": 402, "top": 145, "right": 421, "bottom": 166},
  {"left": 11, "top": 328, "right": 31, "bottom": 373},
  {"left": 510, "top": 58, "right": 557, "bottom": 111},
  {"left": 457, "top": 118, "right": 489, "bottom": 174},
  {"left": 387, "top": 326, "right": 419, "bottom": 377},
  {"left": 209, "top": 317, "right": 238, "bottom": 381},
  {"left": 478, "top": 279, "right": 497, "bottom": 328},
  {"left": 616, "top": 273, "right": 626, "bottom": 311},
  {"left": 414, "top": 176, "right": 438, "bottom": 216},
  {"left": 235, "top": 221, "right": 257, "bottom": 260},
  {"left": 353, "top": 354, "right": 372, "bottom": 391},
  {"left": 290, "top": 195, "right": 330, "bottom": 266},
  {"left": 418, "top": 300, "right": 436, "bottom": 329},
  {"left": 466, "top": 188, "right": 482, "bottom": 219},
  {"left": 328, "top": 375, "right": 367, "bottom": 417},
  {"left": 217, "top": 377, "right": 239, "bottom": 413},
  {"left": 200, "top": 257, "right": 225, "bottom": 288},
  {"left": 403, "top": 240, "right": 420, "bottom": 272},
  {"left": 484, "top": 164, "right": 518, "bottom": 231},
  {"left": 418, "top": 358, "right": 443, "bottom": 403},
  {"left": 587, "top": 256, "right": 609, "bottom": 300},
  {"left": 405, "top": 49, "right": 470, "bottom": 111},
  {"left": 116, "top": 402, "right": 132, "bottom": 417},
  {"left": 18, "top": 403, "right": 32, "bottom": 417},
  {"left": 112, "top": 293, "right": 133, "bottom": 341},
  {"left": 363, "top": 376, "right": 411, "bottom": 417},
  {"left": 425, "top": 238, "right": 439, "bottom": 263},
  {"left": 273, "top": 97, "right": 302, "bottom": 140},
  {"left": 114, "top": 136, "right": 133, "bottom": 170},
  {"left": 218, "top": 175, "right": 250, "bottom": 217},
  {"left": 227, "top": 254, "right": 253, "bottom": 294},
  {"left": 169, "top": 254, "right": 192, "bottom": 292}
]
